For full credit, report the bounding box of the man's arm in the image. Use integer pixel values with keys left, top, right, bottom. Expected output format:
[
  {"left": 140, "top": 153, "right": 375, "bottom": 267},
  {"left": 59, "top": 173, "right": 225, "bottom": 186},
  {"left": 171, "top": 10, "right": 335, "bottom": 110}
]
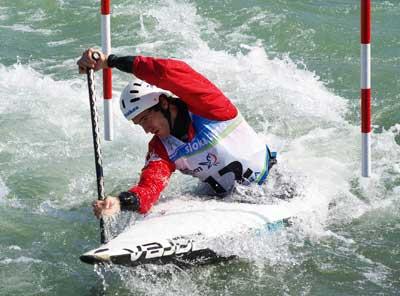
[
  {"left": 132, "top": 56, "right": 238, "bottom": 121},
  {"left": 91, "top": 138, "right": 174, "bottom": 217},
  {"left": 106, "top": 54, "right": 238, "bottom": 121},
  {"left": 78, "top": 49, "right": 237, "bottom": 121},
  {"left": 128, "top": 137, "right": 175, "bottom": 214}
]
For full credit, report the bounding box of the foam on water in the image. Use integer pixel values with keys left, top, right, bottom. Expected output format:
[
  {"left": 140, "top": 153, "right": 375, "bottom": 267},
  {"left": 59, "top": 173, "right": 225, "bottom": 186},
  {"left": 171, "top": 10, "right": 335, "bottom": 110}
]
[
  {"left": 0, "top": 61, "right": 153, "bottom": 215},
  {"left": 57, "top": 2, "right": 400, "bottom": 292},
  {"left": 47, "top": 38, "right": 77, "bottom": 47},
  {"left": 0, "top": 63, "right": 83, "bottom": 130},
  {"left": 0, "top": 64, "right": 91, "bottom": 211},
  {"left": 0, "top": 24, "right": 55, "bottom": 35},
  {"left": 0, "top": 256, "right": 42, "bottom": 265},
  {"left": 1, "top": 0, "right": 399, "bottom": 294},
  {"left": 8, "top": 245, "right": 22, "bottom": 251},
  {"left": 0, "top": 177, "right": 9, "bottom": 200}
]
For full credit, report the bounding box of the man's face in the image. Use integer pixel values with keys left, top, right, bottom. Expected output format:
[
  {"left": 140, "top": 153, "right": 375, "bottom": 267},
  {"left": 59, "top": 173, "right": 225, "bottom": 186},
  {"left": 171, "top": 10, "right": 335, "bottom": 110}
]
[{"left": 132, "top": 108, "right": 170, "bottom": 138}]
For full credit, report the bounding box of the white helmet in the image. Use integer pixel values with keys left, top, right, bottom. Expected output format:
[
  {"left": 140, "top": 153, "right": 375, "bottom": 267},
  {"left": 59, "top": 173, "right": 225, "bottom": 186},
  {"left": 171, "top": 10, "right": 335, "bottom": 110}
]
[{"left": 120, "top": 79, "right": 172, "bottom": 121}]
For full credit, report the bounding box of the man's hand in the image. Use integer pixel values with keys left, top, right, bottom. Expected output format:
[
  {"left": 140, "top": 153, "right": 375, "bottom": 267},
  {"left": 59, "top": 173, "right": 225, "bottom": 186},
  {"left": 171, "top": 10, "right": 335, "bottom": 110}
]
[
  {"left": 92, "top": 196, "right": 121, "bottom": 219},
  {"left": 77, "top": 48, "right": 108, "bottom": 74}
]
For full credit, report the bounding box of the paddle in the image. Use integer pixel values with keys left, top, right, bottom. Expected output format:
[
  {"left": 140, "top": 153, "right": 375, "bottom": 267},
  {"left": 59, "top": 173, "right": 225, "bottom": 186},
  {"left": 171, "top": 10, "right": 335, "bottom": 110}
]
[{"left": 86, "top": 52, "right": 106, "bottom": 244}]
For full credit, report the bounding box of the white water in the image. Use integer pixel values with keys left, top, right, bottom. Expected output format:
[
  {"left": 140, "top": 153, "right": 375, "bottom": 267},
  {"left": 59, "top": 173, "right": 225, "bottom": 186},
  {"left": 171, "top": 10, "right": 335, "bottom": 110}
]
[
  {"left": 103, "top": 3, "right": 400, "bottom": 293},
  {"left": 1, "top": 0, "right": 399, "bottom": 295},
  {"left": 0, "top": 0, "right": 396, "bottom": 260}
]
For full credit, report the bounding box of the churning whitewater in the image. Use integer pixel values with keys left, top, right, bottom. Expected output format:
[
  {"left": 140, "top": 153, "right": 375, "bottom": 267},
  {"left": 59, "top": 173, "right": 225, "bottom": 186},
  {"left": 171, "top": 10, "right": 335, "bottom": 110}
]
[{"left": 0, "top": 0, "right": 399, "bottom": 295}]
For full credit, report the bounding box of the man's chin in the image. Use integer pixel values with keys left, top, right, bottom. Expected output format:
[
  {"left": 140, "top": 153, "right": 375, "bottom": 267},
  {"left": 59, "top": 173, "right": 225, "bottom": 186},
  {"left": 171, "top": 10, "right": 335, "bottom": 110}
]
[{"left": 157, "top": 131, "right": 171, "bottom": 138}]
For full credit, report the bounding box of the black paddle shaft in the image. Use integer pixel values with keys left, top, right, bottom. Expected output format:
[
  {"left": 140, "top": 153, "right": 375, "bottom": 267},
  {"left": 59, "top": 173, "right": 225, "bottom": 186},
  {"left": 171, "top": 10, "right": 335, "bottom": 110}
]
[{"left": 86, "top": 54, "right": 106, "bottom": 244}]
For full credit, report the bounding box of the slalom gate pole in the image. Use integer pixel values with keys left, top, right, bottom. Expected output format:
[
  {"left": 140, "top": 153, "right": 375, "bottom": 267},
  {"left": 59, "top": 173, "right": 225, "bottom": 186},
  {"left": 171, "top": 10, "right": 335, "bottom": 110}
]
[
  {"left": 361, "top": 0, "right": 371, "bottom": 177},
  {"left": 101, "top": 0, "right": 113, "bottom": 141},
  {"left": 86, "top": 54, "right": 106, "bottom": 244}
]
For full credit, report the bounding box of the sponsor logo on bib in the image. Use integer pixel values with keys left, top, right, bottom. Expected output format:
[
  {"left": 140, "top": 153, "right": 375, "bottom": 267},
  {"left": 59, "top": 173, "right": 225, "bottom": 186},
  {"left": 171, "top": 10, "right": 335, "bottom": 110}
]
[
  {"left": 184, "top": 136, "right": 208, "bottom": 154},
  {"left": 198, "top": 153, "right": 219, "bottom": 169}
]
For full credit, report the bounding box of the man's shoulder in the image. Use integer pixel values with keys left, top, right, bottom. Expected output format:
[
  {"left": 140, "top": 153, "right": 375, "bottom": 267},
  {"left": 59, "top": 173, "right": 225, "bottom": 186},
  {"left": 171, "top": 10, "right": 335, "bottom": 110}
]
[
  {"left": 148, "top": 136, "right": 169, "bottom": 159},
  {"left": 148, "top": 135, "right": 163, "bottom": 148}
]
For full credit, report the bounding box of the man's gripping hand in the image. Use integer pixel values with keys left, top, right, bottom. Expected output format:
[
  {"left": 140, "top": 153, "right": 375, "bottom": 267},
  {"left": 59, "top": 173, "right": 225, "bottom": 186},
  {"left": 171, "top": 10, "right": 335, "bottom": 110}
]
[
  {"left": 77, "top": 48, "right": 108, "bottom": 74},
  {"left": 92, "top": 196, "right": 121, "bottom": 219},
  {"left": 92, "top": 192, "right": 140, "bottom": 219}
]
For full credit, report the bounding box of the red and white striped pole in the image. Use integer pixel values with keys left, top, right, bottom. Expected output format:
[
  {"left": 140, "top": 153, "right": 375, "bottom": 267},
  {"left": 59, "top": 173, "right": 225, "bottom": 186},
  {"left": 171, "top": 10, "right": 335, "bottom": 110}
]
[
  {"left": 101, "top": 0, "right": 113, "bottom": 141},
  {"left": 361, "top": 0, "right": 371, "bottom": 177}
]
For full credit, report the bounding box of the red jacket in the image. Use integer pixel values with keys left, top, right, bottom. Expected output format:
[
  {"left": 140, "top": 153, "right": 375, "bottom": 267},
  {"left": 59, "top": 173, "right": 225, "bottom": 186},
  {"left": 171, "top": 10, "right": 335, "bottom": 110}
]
[{"left": 128, "top": 56, "right": 237, "bottom": 213}]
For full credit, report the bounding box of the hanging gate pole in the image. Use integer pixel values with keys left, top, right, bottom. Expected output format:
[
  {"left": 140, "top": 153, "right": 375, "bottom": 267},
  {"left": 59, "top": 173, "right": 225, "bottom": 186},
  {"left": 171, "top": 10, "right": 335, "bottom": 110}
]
[
  {"left": 361, "top": 0, "right": 371, "bottom": 177},
  {"left": 101, "top": 0, "right": 113, "bottom": 141}
]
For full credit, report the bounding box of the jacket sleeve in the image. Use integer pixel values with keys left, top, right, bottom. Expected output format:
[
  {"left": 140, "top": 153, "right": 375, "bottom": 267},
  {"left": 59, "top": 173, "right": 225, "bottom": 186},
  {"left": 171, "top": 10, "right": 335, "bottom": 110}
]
[
  {"left": 132, "top": 56, "right": 238, "bottom": 121},
  {"left": 128, "top": 137, "right": 175, "bottom": 214}
]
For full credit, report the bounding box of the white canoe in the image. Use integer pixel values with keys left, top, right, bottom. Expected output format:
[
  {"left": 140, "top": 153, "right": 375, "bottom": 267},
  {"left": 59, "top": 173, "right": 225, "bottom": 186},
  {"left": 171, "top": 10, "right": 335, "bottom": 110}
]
[{"left": 80, "top": 199, "right": 299, "bottom": 267}]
